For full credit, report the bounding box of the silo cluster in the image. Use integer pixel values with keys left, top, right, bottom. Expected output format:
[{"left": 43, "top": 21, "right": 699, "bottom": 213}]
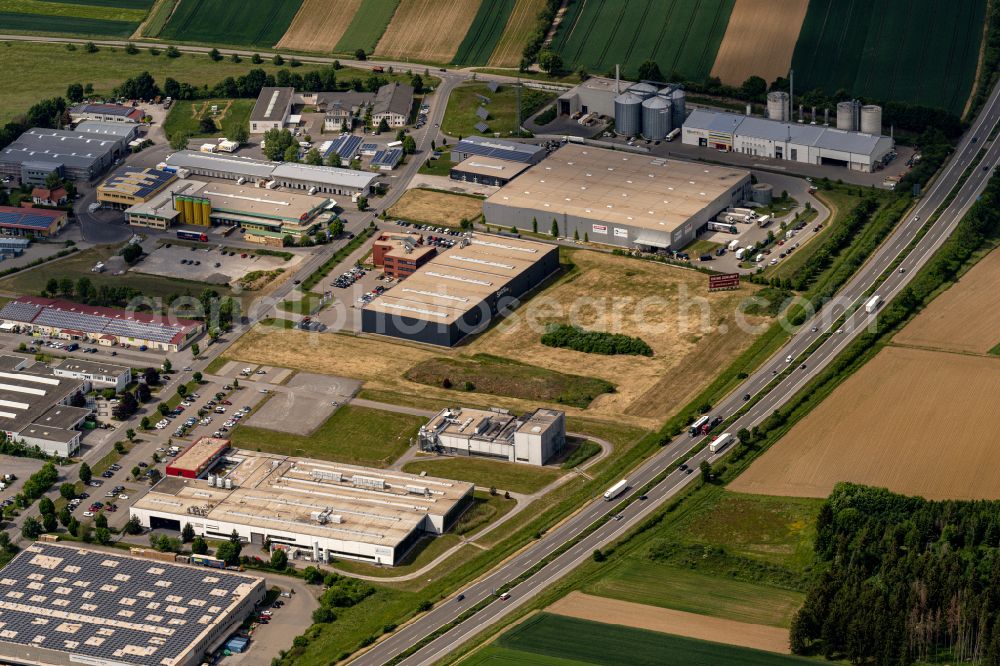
[{"left": 614, "top": 82, "right": 687, "bottom": 139}]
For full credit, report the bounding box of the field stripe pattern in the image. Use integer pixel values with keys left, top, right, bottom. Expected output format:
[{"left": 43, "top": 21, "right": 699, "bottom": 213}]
[
  {"left": 551, "top": 0, "right": 735, "bottom": 80},
  {"left": 790, "top": 0, "right": 987, "bottom": 113},
  {"left": 487, "top": 0, "right": 546, "bottom": 67},
  {"left": 332, "top": 0, "right": 400, "bottom": 54},
  {"left": 276, "top": 0, "right": 363, "bottom": 53},
  {"left": 452, "top": 0, "right": 516, "bottom": 65},
  {"left": 159, "top": 0, "right": 304, "bottom": 47},
  {"left": 0, "top": 11, "right": 139, "bottom": 36},
  {"left": 374, "top": 0, "right": 484, "bottom": 63},
  {"left": 710, "top": 0, "right": 808, "bottom": 85}
]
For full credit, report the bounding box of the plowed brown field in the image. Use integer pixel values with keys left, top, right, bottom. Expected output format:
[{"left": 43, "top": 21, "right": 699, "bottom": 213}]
[
  {"left": 731, "top": 346, "right": 1000, "bottom": 500},
  {"left": 893, "top": 247, "right": 1000, "bottom": 354},
  {"left": 374, "top": 0, "right": 482, "bottom": 62},
  {"left": 548, "top": 592, "right": 791, "bottom": 654},
  {"left": 711, "top": 0, "right": 809, "bottom": 85},
  {"left": 276, "top": 0, "right": 363, "bottom": 52}
]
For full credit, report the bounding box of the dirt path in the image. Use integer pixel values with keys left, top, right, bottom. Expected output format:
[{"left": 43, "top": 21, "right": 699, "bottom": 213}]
[{"left": 548, "top": 591, "right": 791, "bottom": 654}]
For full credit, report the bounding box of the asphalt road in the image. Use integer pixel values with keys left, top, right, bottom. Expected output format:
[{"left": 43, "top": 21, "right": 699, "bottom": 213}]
[{"left": 351, "top": 79, "right": 1000, "bottom": 666}]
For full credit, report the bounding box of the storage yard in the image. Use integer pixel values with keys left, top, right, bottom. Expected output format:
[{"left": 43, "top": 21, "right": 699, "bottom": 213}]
[
  {"left": 710, "top": 0, "right": 809, "bottom": 85},
  {"left": 374, "top": 0, "right": 483, "bottom": 63}
]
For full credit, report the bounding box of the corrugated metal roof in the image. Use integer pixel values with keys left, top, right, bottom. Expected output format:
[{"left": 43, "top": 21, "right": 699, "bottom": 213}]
[{"left": 271, "top": 161, "right": 377, "bottom": 189}]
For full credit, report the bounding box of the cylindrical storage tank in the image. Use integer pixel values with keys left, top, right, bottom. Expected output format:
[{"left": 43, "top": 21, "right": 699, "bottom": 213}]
[
  {"left": 836, "top": 101, "right": 857, "bottom": 131},
  {"left": 751, "top": 183, "right": 773, "bottom": 205},
  {"left": 860, "top": 105, "right": 882, "bottom": 134},
  {"left": 201, "top": 201, "right": 212, "bottom": 225},
  {"left": 641, "top": 96, "right": 671, "bottom": 140},
  {"left": 182, "top": 197, "right": 194, "bottom": 224},
  {"left": 614, "top": 92, "right": 643, "bottom": 137},
  {"left": 627, "top": 82, "right": 658, "bottom": 99},
  {"left": 192, "top": 198, "right": 203, "bottom": 226},
  {"left": 670, "top": 88, "right": 686, "bottom": 130},
  {"left": 767, "top": 92, "right": 789, "bottom": 121}
]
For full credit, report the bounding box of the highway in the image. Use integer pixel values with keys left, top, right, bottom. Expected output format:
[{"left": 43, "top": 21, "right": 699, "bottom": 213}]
[{"left": 351, "top": 79, "right": 1000, "bottom": 666}]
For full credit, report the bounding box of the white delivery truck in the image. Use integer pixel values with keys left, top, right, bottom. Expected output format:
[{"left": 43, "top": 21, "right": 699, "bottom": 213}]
[
  {"left": 735, "top": 248, "right": 747, "bottom": 260},
  {"left": 754, "top": 253, "right": 764, "bottom": 263},
  {"left": 709, "top": 432, "right": 732, "bottom": 453},
  {"left": 727, "top": 239, "right": 741, "bottom": 252},
  {"left": 604, "top": 479, "right": 629, "bottom": 501},
  {"left": 865, "top": 295, "right": 882, "bottom": 314}
]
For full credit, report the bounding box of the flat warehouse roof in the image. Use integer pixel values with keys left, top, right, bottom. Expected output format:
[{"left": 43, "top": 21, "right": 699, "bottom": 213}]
[
  {"left": 199, "top": 182, "right": 330, "bottom": 222},
  {"left": 168, "top": 437, "right": 230, "bottom": 474},
  {"left": 363, "top": 233, "right": 556, "bottom": 325},
  {"left": 74, "top": 121, "right": 137, "bottom": 139},
  {"left": 452, "top": 156, "right": 531, "bottom": 180},
  {"left": 484, "top": 144, "right": 749, "bottom": 235},
  {"left": 0, "top": 543, "right": 263, "bottom": 666},
  {"left": 133, "top": 451, "right": 473, "bottom": 550},
  {"left": 270, "top": 161, "right": 377, "bottom": 189},
  {"left": 0, "top": 128, "right": 115, "bottom": 170},
  {"left": 55, "top": 358, "right": 130, "bottom": 376},
  {"left": 165, "top": 151, "right": 275, "bottom": 179},
  {"left": 453, "top": 136, "right": 545, "bottom": 163}
]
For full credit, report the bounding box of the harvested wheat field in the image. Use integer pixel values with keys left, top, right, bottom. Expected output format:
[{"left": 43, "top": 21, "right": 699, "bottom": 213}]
[
  {"left": 488, "top": 0, "right": 546, "bottom": 67},
  {"left": 549, "top": 592, "right": 791, "bottom": 654},
  {"left": 276, "top": 0, "right": 363, "bottom": 52},
  {"left": 375, "top": 0, "right": 482, "bottom": 62},
  {"left": 732, "top": 346, "right": 1000, "bottom": 500},
  {"left": 711, "top": 0, "right": 809, "bottom": 85},
  {"left": 388, "top": 188, "right": 484, "bottom": 228},
  {"left": 470, "top": 250, "right": 768, "bottom": 420},
  {"left": 893, "top": 247, "right": 1000, "bottom": 354}
]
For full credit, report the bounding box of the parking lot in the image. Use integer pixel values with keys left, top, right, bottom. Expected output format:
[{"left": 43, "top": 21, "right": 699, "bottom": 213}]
[
  {"left": 133, "top": 242, "right": 299, "bottom": 285},
  {"left": 0, "top": 457, "right": 46, "bottom": 507},
  {"left": 244, "top": 372, "right": 360, "bottom": 436}
]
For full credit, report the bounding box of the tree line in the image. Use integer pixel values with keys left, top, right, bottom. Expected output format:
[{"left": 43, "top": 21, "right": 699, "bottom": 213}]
[{"left": 541, "top": 323, "right": 653, "bottom": 356}]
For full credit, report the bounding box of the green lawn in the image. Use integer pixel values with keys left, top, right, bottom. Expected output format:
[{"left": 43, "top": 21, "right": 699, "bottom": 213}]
[
  {"left": 401, "top": 456, "right": 562, "bottom": 495},
  {"left": 442, "top": 82, "right": 554, "bottom": 138},
  {"left": 682, "top": 239, "right": 723, "bottom": 257},
  {"left": 231, "top": 405, "right": 424, "bottom": 467},
  {"left": 418, "top": 149, "right": 455, "bottom": 177},
  {"left": 473, "top": 614, "right": 814, "bottom": 666},
  {"left": 277, "top": 291, "right": 329, "bottom": 315},
  {"left": 162, "top": 98, "right": 254, "bottom": 140},
  {"left": 559, "top": 439, "right": 601, "bottom": 470}
]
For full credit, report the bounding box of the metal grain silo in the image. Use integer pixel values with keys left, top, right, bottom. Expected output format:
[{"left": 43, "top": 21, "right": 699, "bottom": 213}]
[
  {"left": 641, "top": 95, "right": 671, "bottom": 140},
  {"left": 836, "top": 101, "right": 857, "bottom": 131},
  {"left": 614, "top": 92, "right": 643, "bottom": 137},
  {"left": 751, "top": 183, "right": 773, "bottom": 205},
  {"left": 627, "top": 82, "right": 658, "bottom": 98},
  {"left": 767, "top": 91, "right": 790, "bottom": 121},
  {"left": 860, "top": 105, "right": 882, "bottom": 134},
  {"left": 669, "top": 88, "right": 686, "bottom": 130}
]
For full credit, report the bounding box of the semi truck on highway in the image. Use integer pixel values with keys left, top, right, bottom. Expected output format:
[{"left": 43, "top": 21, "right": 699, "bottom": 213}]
[
  {"left": 865, "top": 295, "right": 882, "bottom": 314},
  {"left": 709, "top": 432, "right": 732, "bottom": 453},
  {"left": 689, "top": 415, "right": 710, "bottom": 436},
  {"left": 604, "top": 479, "right": 628, "bottom": 500}
]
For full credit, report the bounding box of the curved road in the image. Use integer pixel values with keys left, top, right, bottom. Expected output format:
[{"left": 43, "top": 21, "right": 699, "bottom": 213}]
[{"left": 350, "top": 78, "right": 1000, "bottom": 666}]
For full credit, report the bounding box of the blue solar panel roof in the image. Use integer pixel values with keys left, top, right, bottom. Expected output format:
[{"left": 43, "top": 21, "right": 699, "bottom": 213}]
[
  {"left": 372, "top": 149, "right": 403, "bottom": 167},
  {"left": 101, "top": 167, "right": 176, "bottom": 199},
  {"left": 453, "top": 136, "right": 544, "bottom": 163},
  {"left": 0, "top": 208, "right": 64, "bottom": 230}
]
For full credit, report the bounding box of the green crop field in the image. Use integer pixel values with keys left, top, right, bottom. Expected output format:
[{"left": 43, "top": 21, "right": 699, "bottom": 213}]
[
  {"left": 159, "top": 0, "right": 303, "bottom": 47},
  {"left": 142, "top": 0, "right": 178, "bottom": 37},
  {"left": 467, "top": 614, "right": 815, "bottom": 666},
  {"left": 333, "top": 0, "right": 400, "bottom": 54},
  {"left": 0, "top": 12, "right": 138, "bottom": 37},
  {"left": 0, "top": 0, "right": 148, "bottom": 21},
  {"left": 442, "top": 82, "right": 555, "bottom": 137},
  {"left": 551, "top": 0, "right": 735, "bottom": 81},
  {"left": 791, "top": 0, "right": 987, "bottom": 114},
  {"left": 43, "top": 0, "right": 153, "bottom": 7},
  {"left": 452, "top": 0, "right": 516, "bottom": 66}
]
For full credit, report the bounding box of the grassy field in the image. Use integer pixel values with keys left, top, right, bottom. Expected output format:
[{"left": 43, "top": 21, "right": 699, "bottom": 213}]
[
  {"left": 0, "top": 246, "right": 233, "bottom": 302},
  {"left": 403, "top": 353, "right": 615, "bottom": 409},
  {"left": 159, "top": 0, "right": 303, "bottom": 47},
  {"left": 470, "top": 614, "right": 813, "bottom": 666},
  {"left": 551, "top": 0, "right": 735, "bottom": 81},
  {"left": 162, "top": 98, "right": 253, "bottom": 139},
  {"left": 387, "top": 188, "right": 484, "bottom": 227},
  {"left": 141, "top": 0, "right": 177, "bottom": 37},
  {"left": 230, "top": 404, "right": 424, "bottom": 467},
  {"left": 0, "top": 0, "right": 148, "bottom": 21},
  {"left": 402, "top": 455, "right": 562, "bottom": 494},
  {"left": 417, "top": 149, "right": 454, "bottom": 176},
  {"left": 488, "top": 0, "right": 546, "bottom": 67},
  {"left": 442, "top": 82, "right": 554, "bottom": 137},
  {"left": 332, "top": 0, "right": 400, "bottom": 55},
  {"left": 374, "top": 0, "right": 483, "bottom": 63},
  {"left": 791, "top": 0, "right": 987, "bottom": 113},
  {"left": 452, "top": 0, "right": 516, "bottom": 66}
]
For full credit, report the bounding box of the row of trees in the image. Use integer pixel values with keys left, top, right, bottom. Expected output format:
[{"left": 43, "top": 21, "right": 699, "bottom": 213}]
[{"left": 540, "top": 324, "right": 653, "bottom": 357}]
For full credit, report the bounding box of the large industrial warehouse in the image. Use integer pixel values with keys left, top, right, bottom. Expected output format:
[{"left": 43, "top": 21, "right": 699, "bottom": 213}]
[
  {"left": 361, "top": 233, "right": 560, "bottom": 347},
  {"left": 0, "top": 354, "right": 88, "bottom": 457},
  {"left": 420, "top": 406, "right": 566, "bottom": 466},
  {"left": 0, "top": 543, "right": 265, "bottom": 666},
  {"left": 682, "top": 108, "right": 895, "bottom": 172},
  {"left": 482, "top": 144, "right": 751, "bottom": 251},
  {"left": 130, "top": 448, "right": 474, "bottom": 566},
  {"left": 0, "top": 128, "right": 118, "bottom": 185}
]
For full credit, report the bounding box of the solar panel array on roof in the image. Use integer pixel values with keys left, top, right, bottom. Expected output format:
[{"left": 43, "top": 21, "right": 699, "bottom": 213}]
[
  {"left": 360, "top": 143, "right": 377, "bottom": 153},
  {"left": 0, "top": 543, "right": 261, "bottom": 666},
  {"left": 452, "top": 136, "right": 545, "bottom": 164},
  {"left": 0, "top": 208, "right": 64, "bottom": 230},
  {"left": 372, "top": 149, "right": 403, "bottom": 168},
  {"left": 476, "top": 107, "right": 490, "bottom": 120},
  {"left": 100, "top": 167, "right": 176, "bottom": 199},
  {"left": 322, "top": 134, "right": 363, "bottom": 160},
  {"left": 474, "top": 122, "right": 490, "bottom": 133}
]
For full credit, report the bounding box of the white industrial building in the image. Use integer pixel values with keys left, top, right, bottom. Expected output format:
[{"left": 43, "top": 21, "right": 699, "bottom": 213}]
[
  {"left": 130, "top": 450, "right": 474, "bottom": 566},
  {"left": 683, "top": 108, "right": 895, "bottom": 173},
  {"left": 0, "top": 355, "right": 89, "bottom": 457},
  {"left": 419, "top": 407, "right": 566, "bottom": 466},
  {"left": 53, "top": 358, "right": 132, "bottom": 391},
  {"left": 249, "top": 87, "right": 293, "bottom": 134}
]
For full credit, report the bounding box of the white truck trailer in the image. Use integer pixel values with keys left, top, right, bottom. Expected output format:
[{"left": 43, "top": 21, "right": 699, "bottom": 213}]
[
  {"left": 709, "top": 432, "right": 733, "bottom": 453},
  {"left": 604, "top": 479, "right": 629, "bottom": 501},
  {"left": 865, "top": 294, "right": 882, "bottom": 314}
]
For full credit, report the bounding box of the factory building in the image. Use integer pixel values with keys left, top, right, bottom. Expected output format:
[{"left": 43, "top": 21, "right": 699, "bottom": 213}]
[
  {"left": 450, "top": 135, "right": 546, "bottom": 165},
  {"left": 0, "top": 543, "right": 266, "bottom": 666},
  {"left": 131, "top": 449, "right": 474, "bottom": 566},
  {"left": 0, "top": 355, "right": 88, "bottom": 457},
  {"left": 372, "top": 233, "right": 437, "bottom": 278},
  {"left": 96, "top": 166, "right": 177, "bottom": 209},
  {"left": 0, "top": 296, "right": 203, "bottom": 352},
  {"left": 0, "top": 128, "right": 117, "bottom": 184},
  {"left": 683, "top": 108, "right": 895, "bottom": 172},
  {"left": 166, "top": 436, "right": 231, "bottom": 478},
  {"left": 68, "top": 103, "right": 144, "bottom": 124},
  {"left": 450, "top": 155, "right": 532, "bottom": 187},
  {"left": 554, "top": 76, "right": 687, "bottom": 139},
  {"left": 420, "top": 406, "right": 565, "bottom": 466},
  {"left": 556, "top": 76, "right": 629, "bottom": 118},
  {"left": 249, "top": 86, "right": 294, "bottom": 133},
  {"left": 73, "top": 120, "right": 140, "bottom": 157},
  {"left": 53, "top": 358, "right": 132, "bottom": 391},
  {"left": 361, "top": 233, "right": 560, "bottom": 347},
  {"left": 164, "top": 150, "right": 377, "bottom": 197},
  {"left": 0, "top": 206, "right": 68, "bottom": 238},
  {"left": 483, "top": 144, "right": 751, "bottom": 251}
]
